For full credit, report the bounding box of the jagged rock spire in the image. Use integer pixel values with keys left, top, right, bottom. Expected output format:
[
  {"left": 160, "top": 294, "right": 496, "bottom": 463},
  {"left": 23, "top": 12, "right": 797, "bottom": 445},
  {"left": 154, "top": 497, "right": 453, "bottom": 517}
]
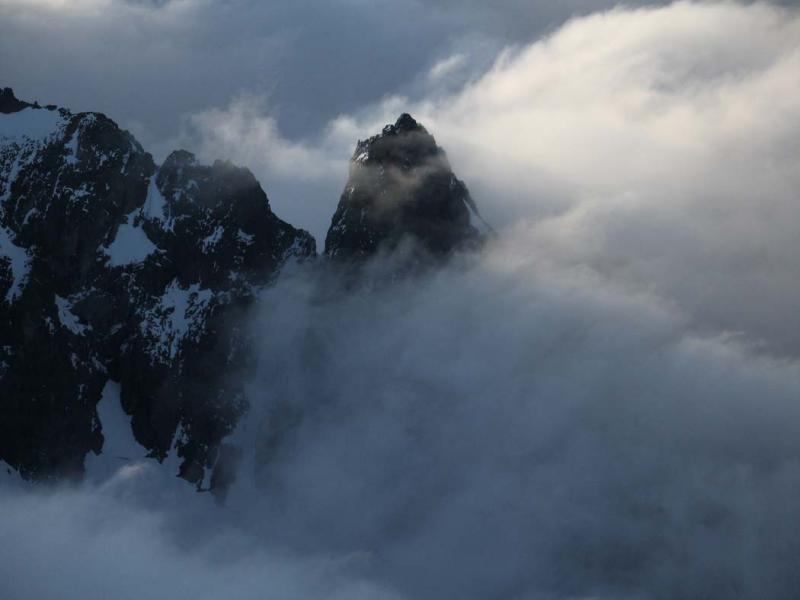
[{"left": 324, "top": 113, "right": 485, "bottom": 259}]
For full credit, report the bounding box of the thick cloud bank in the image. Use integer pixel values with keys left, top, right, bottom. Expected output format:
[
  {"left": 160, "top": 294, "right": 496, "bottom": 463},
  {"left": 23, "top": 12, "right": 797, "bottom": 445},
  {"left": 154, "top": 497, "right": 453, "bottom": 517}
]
[
  {"left": 234, "top": 234, "right": 800, "bottom": 600},
  {"left": 2, "top": 2, "right": 800, "bottom": 599},
  {"left": 3, "top": 231, "right": 800, "bottom": 599}
]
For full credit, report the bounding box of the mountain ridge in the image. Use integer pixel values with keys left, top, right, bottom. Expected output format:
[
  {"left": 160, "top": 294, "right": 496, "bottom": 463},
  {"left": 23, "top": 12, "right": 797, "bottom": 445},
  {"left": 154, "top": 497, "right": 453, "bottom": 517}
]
[{"left": 0, "top": 88, "right": 484, "bottom": 491}]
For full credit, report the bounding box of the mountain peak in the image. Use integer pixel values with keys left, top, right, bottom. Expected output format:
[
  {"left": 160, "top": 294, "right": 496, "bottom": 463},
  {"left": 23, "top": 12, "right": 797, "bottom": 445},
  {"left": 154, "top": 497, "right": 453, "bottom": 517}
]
[
  {"left": 162, "top": 149, "right": 198, "bottom": 169},
  {"left": 384, "top": 112, "right": 426, "bottom": 135},
  {"left": 325, "top": 115, "right": 483, "bottom": 260}
]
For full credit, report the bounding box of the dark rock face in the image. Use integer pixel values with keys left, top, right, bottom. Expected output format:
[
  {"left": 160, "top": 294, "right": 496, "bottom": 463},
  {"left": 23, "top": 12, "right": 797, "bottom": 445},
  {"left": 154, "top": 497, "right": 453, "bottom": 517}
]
[
  {"left": 114, "top": 150, "right": 314, "bottom": 486},
  {"left": 0, "top": 91, "right": 314, "bottom": 484},
  {"left": 325, "top": 113, "right": 486, "bottom": 260},
  {"left": 0, "top": 87, "right": 33, "bottom": 114}
]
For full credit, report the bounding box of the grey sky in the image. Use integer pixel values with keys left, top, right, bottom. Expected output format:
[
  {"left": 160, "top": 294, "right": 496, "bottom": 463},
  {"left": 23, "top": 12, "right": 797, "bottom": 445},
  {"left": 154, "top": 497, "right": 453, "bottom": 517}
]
[
  {"left": 2, "top": 0, "right": 797, "bottom": 145},
  {"left": 0, "top": 0, "right": 673, "bottom": 144}
]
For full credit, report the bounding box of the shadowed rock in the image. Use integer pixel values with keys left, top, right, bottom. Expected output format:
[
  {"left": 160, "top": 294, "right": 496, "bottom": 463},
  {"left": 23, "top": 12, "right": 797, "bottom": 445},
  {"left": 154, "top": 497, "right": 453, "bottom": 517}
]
[
  {"left": 0, "top": 88, "right": 34, "bottom": 114},
  {"left": 325, "top": 113, "right": 488, "bottom": 260},
  {"left": 0, "top": 88, "right": 314, "bottom": 485}
]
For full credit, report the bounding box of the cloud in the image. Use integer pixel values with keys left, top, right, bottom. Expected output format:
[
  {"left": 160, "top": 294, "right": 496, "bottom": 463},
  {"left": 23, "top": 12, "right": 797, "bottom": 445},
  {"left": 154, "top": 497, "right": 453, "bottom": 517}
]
[
  {"left": 171, "top": 93, "right": 419, "bottom": 240},
  {"left": 227, "top": 231, "right": 800, "bottom": 599},
  {"left": 427, "top": 53, "right": 468, "bottom": 82},
  {"left": 3, "top": 222, "right": 800, "bottom": 599},
  {"left": 180, "top": 94, "right": 347, "bottom": 181},
  {"left": 0, "top": 469, "right": 403, "bottom": 600}
]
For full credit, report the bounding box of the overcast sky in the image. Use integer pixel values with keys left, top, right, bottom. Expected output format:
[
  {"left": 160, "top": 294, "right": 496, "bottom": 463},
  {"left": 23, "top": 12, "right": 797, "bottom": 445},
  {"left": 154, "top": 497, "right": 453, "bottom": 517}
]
[
  {"left": 1, "top": 0, "right": 681, "bottom": 141},
  {"left": 2, "top": 0, "right": 796, "bottom": 140},
  {"left": 2, "top": 0, "right": 798, "bottom": 143}
]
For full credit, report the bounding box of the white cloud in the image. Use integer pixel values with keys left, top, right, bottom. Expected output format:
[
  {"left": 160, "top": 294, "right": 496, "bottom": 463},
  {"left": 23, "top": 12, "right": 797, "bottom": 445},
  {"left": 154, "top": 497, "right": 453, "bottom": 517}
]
[
  {"left": 183, "top": 94, "right": 347, "bottom": 182},
  {"left": 0, "top": 470, "right": 403, "bottom": 600},
  {"left": 427, "top": 53, "right": 467, "bottom": 81}
]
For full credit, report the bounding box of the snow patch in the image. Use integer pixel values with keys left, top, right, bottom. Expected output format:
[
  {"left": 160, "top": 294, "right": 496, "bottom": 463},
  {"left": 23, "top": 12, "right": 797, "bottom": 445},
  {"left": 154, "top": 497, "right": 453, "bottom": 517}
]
[
  {"left": 282, "top": 235, "right": 310, "bottom": 261},
  {"left": 0, "top": 107, "right": 63, "bottom": 144},
  {"left": 103, "top": 221, "right": 157, "bottom": 267},
  {"left": 21, "top": 207, "right": 39, "bottom": 226},
  {"left": 161, "top": 282, "right": 213, "bottom": 344},
  {"left": 0, "top": 153, "right": 23, "bottom": 205},
  {"left": 236, "top": 229, "right": 254, "bottom": 245},
  {"left": 141, "top": 281, "right": 214, "bottom": 361},
  {"left": 55, "top": 295, "right": 91, "bottom": 335},
  {"left": 1, "top": 107, "right": 67, "bottom": 205},
  {"left": 0, "top": 460, "right": 22, "bottom": 487},
  {"left": 143, "top": 172, "right": 168, "bottom": 223},
  {"left": 202, "top": 226, "right": 224, "bottom": 252},
  {"left": 0, "top": 226, "right": 30, "bottom": 302},
  {"left": 63, "top": 128, "right": 80, "bottom": 165},
  {"left": 161, "top": 424, "right": 189, "bottom": 478},
  {"left": 85, "top": 381, "right": 148, "bottom": 483}
]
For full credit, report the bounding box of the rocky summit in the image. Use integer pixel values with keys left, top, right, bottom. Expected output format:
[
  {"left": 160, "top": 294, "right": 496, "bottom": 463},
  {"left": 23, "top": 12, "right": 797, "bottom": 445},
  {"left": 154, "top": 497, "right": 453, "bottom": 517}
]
[
  {"left": 0, "top": 89, "right": 485, "bottom": 490},
  {"left": 325, "top": 113, "right": 489, "bottom": 259}
]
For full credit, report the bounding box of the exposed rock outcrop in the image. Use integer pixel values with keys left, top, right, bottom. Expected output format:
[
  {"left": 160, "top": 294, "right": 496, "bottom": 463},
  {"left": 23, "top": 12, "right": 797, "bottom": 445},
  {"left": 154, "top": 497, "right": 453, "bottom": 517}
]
[
  {"left": 0, "top": 90, "right": 314, "bottom": 484},
  {"left": 325, "top": 113, "right": 488, "bottom": 260}
]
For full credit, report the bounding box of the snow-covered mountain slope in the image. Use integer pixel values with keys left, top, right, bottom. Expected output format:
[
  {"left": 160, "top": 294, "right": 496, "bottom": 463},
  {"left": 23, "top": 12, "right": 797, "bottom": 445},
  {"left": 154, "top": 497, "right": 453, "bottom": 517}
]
[{"left": 0, "top": 88, "right": 314, "bottom": 485}]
